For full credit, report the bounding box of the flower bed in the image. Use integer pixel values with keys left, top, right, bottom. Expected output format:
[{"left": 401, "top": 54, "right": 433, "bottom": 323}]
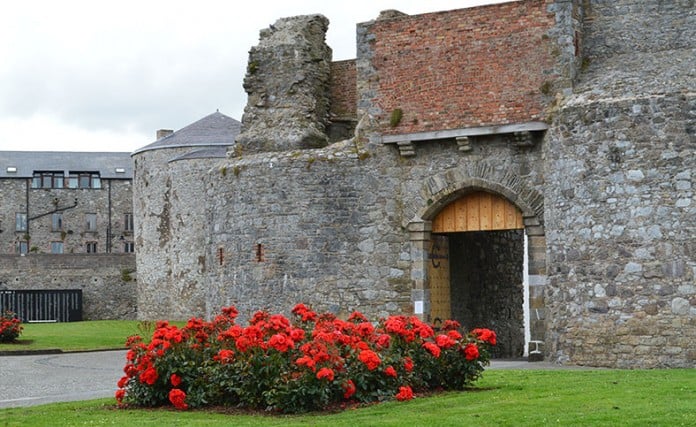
[
  {"left": 116, "top": 304, "right": 496, "bottom": 413},
  {"left": 0, "top": 311, "right": 23, "bottom": 343}
]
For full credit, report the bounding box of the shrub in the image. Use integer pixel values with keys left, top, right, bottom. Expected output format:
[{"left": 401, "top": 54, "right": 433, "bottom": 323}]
[
  {"left": 0, "top": 311, "right": 23, "bottom": 343},
  {"left": 116, "top": 304, "right": 495, "bottom": 414}
]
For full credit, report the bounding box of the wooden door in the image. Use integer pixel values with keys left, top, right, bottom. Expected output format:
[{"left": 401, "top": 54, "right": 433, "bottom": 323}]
[
  {"left": 428, "top": 234, "right": 450, "bottom": 323},
  {"left": 432, "top": 191, "right": 523, "bottom": 233}
]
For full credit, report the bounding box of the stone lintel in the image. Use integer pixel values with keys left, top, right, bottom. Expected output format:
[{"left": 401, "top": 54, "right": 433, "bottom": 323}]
[{"left": 380, "top": 121, "right": 548, "bottom": 144}]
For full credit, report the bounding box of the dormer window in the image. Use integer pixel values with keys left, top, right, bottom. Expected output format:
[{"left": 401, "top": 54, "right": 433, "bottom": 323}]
[
  {"left": 32, "top": 171, "right": 64, "bottom": 189},
  {"left": 67, "top": 172, "right": 101, "bottom": 189}
]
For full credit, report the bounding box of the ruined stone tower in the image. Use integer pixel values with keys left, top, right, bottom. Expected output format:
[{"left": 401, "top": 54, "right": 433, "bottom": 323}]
[{"left": 234, "top": 15, "right": 332, "bottom": 153}]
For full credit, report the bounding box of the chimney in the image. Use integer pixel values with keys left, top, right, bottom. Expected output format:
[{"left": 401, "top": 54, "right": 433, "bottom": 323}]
[{"left": 156, "top": 129, "right": 174, "bottom": 139}]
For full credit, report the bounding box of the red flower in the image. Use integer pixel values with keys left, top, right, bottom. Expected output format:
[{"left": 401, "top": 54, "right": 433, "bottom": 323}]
[
  {"left": 295, "top": 355, "right": 316, "bottom": 371},
  {"left": 395, "top": 385, "right": 414, "bottom": 401},
  {"left": 221, "top": 305, "right": 239, "bottom": 319},
  {"left": 235, "top": 335, "right": 252, "bottom": 352},
  {"left": 384, "top": 365, "right": 397, "bottom": 378},
  {"left": 269, "top": 333, "right": 295, "bottom": 352},
  {"left": 464, "top": 343, "right": 480, "bottom": 361},
  {"left": 447, "top": 330, "right": 463, "bottom": 341},
  {"left": 442, "top": 319, "right": 461, "bottom": 331},
  {"left": 292, "top": 303, "right": 317, "bottom": 322},
  {"left": 356, "top": 322, "right": 375, "bottom": 337},
  {"left": 214, "top": 349, "right": 235, "bottom": 364},
  {"left": 375, "top": 333, "right": 391, "bottom": 349},
  {"left": 403, "top": 357, "right": 414, "bottom": 372},
  {"left": 117, "top": 375, "right": 129, "bottom": 388},
  {"left": 343, "top": 379, "right": 356, "bottom": 399},
  {"left": 289, "top": 327, "right": 305, "bottom": 342},
  {"left": 422, "top": 341, "right": 441, "bottom": 358},
  {"left": 316, "top": 367, "right": 335, "bottom": 381},
  {"left": 168, "top": 388, "right": 188, "bottom": 410},
  {"left": 170, "top": 374, "right": 182, "bottom": 387},
  {"left": 435, "top": 334, "right": 456, "bottom": 349},
  {"left": 139, "top": 366, "right": 158, "bottom": 385},
  {"left": 115, "top": 388, "right": 125, "bottom": 405},
  {"left": 472, "top": 328, "right": 497, "bottom": 345},
  {"left": 358, "top": 349, "right": 381, "bottom": 370},
  {"left": 347, "top": 311, "right": 367, "bottom": 322}
]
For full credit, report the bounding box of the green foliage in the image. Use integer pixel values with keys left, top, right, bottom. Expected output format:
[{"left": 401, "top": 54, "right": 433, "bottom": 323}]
[
  {"left": 0, "top": 320, "right": 183, "bottom": 353},
  {"left": 390, "top": 108, "right": 403, "bottom": 127},
  {"left": 116, "top": 305, "right": 494, "bottom": 414},
  {"left": 3, "top": 369, "right": 695, "bottom": 426},
  {"left": 0, "top": 311, "right": 23, "bottom": 343},
  {"left": 121, "top": 268, "right": 135, "bottom": 282}
]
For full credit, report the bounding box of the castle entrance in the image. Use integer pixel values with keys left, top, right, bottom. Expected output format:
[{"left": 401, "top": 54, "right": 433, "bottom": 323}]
[{"left": 427, "top": 191, "right": 526, "bottom": 358}]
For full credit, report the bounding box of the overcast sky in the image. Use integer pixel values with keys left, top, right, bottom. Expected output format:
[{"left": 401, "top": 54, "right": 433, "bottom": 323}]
[{"left": 0, "top": 0, "right": 509, "bottom": 153}]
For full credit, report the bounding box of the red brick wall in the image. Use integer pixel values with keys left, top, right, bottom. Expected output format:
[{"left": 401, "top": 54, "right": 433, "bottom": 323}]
[
  {"left": 329, "top": 59, "right": 357, "bottom": 119},
  {"left": 367, "top": 0, "right": 557, "bottom": 135}
]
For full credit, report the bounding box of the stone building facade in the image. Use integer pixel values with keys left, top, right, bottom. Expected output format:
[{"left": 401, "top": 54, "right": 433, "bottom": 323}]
[
  {"left": 133, "top": 0, "right": 694, "bottom": 367},
  {"left": 0, "top": 151, "right": 137, "bottom": 319}
]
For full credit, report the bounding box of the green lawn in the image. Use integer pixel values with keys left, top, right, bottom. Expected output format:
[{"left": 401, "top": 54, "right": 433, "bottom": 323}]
[
  {"left": 1, "top": 369, "right": 694, "bottom": 426},
  {"left": 0, "top": 320, "right": 163, "bottom": 353}
]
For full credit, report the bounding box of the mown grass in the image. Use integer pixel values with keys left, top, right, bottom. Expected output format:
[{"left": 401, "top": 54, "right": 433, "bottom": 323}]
[
  {"left": 0, "top": 320, "right": 176, "bottom": 352},
  {"left": 1, "top": 369, "right": 694, "bottom": 426}
]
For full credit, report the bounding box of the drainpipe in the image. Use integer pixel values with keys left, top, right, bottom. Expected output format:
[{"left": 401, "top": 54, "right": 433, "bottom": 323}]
[{"left": 107, "top": 180, "right": 112, "bottom": 253}]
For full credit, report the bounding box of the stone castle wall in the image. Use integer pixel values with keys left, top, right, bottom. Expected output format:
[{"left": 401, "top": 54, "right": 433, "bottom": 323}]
[
  {"left": 206, "top": 132, "right": 546, "bottom": 325},
  {"left": 133, "top": 148, "right": 213, "bottom": 320},
  {"left": 544, "top": 0, "right": 695, "bottom": 367},
  {"left": 132, "top": 0, "right": 694, "bottom": 367},
  {"left": 0, "top": 254, "right": 136, "bottom": 320}
]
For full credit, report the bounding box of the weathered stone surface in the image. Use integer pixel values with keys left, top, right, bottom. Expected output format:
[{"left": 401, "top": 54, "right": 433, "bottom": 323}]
[
  {"left": 132, "top": 0, "right": 695, "bottom": 369},
  {"left": 0, "top": 254, "right": 136, "bottom": 320},
  {"left": 235, "top": 15, "right": 332, "bottom": 153}
]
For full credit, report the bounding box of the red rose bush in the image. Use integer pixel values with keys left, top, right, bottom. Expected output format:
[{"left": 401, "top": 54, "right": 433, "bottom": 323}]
[
  {"left": 116, "top": 304, "right": 496, "bottom": 413},
  {"left": 0, "top": 311, "right": 23, "bottom": 343}
]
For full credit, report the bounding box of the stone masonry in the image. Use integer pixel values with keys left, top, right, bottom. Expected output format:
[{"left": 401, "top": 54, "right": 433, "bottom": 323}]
[
  {"left": 235, "top": 15, "right": 332, "bottom": 153},
  {"left": 133, "top": 0, "right": 694, "bottom": 367}
]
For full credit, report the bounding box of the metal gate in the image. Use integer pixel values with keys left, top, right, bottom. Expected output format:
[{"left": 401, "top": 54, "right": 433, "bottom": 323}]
[{"left": 0, "top": 290, "right": 83, "bottom": 322}]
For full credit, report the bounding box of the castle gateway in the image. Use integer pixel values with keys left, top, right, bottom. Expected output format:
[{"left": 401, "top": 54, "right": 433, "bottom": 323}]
[{"left": 133, "top": 0, "right": 695, "bottom": 368}]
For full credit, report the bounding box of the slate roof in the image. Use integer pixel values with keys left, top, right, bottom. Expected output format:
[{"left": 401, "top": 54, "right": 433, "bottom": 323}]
[
  {"left": 132, "top": 111, "right": 241, "bottom": 155},
  {"left": 0, "top": 151, "right": 133, "bottom": 179}
]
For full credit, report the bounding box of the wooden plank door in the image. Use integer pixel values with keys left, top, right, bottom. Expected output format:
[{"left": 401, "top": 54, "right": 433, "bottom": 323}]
[{"left": 428, "top": 234, "right": 451, "bottom": 323}]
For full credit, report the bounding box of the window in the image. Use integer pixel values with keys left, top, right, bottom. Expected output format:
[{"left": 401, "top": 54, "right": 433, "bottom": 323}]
[
  {"left": 124, "top": 242, "right": 135, "bottom": 253},
  {"left": 15, "top": 213, "right": 27, "bottom": 232},
  {"left": 32, "top": 171, "right": 64, "bottom": 189},
  {"left": 85, "top": 213, "right": 97, "bottom": 231},
  {"left": 86, "top": 242, "right": 97, "bottom": 253},
  {"left": 67, "top": 172, "right": 101, "bottom": 189},
  {"left": 52, "top": 213, "right": 63, "bottom": 231},
  {"left": 51, "top": 241, "right": 64, "bottom": 254},
  {"left": 16, "top": 241, "right": 28, "bottom": 254},
  {"left": 124, "top": 213, "right": 134, "bottom": 232}
]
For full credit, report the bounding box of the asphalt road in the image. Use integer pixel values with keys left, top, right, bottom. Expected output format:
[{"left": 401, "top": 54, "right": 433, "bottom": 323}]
[
  {"left": 0, "top": 351, "right": 576, "bottom": 409},
  {"left": 0, "top": 350, "right": 126, "bottom": 409}
]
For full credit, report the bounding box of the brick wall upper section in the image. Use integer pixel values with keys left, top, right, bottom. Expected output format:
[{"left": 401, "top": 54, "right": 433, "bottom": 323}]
[
  {"left": 359, "top": 0, "right": 559, "bottom": 136},
  {"left": 329, "top": 60, "right": 357, "bottom": 119}
]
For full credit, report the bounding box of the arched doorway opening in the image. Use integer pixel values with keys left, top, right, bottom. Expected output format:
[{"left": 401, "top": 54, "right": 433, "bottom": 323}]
[{"left": 427, "top": 191, "right": 526, "bottom": 358}]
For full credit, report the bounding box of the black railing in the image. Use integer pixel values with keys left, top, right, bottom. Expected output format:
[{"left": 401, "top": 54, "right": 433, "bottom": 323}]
[{"left": 0, "top": 290, "right": 82, "bottom": 322}]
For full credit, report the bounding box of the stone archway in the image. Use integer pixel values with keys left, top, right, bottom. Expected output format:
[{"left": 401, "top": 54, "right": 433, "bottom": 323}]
[{"left": 407, "top": 167, "right": 547, "bottom": 357}]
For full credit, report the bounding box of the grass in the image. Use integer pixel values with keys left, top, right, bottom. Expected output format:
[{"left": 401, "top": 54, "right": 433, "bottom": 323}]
[
  {"left": 1, "top": 369, "right": 694, "bottom": 426},
  {"left": 0, "top": 320, "right": 171, "bottom": 353}
]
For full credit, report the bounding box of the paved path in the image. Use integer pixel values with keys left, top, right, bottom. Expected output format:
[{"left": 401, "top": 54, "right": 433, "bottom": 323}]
[
  {"left": 0, "top": 350, "right": 126, "bottom": 409},
  {"left": 0, "top": 352, "right": 584, "bottom": 409}
]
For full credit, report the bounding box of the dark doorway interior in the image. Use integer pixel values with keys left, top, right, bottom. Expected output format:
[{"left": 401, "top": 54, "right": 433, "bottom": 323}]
[{"left": 448, "top": 229, "right": 525, "bottom": 358}]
